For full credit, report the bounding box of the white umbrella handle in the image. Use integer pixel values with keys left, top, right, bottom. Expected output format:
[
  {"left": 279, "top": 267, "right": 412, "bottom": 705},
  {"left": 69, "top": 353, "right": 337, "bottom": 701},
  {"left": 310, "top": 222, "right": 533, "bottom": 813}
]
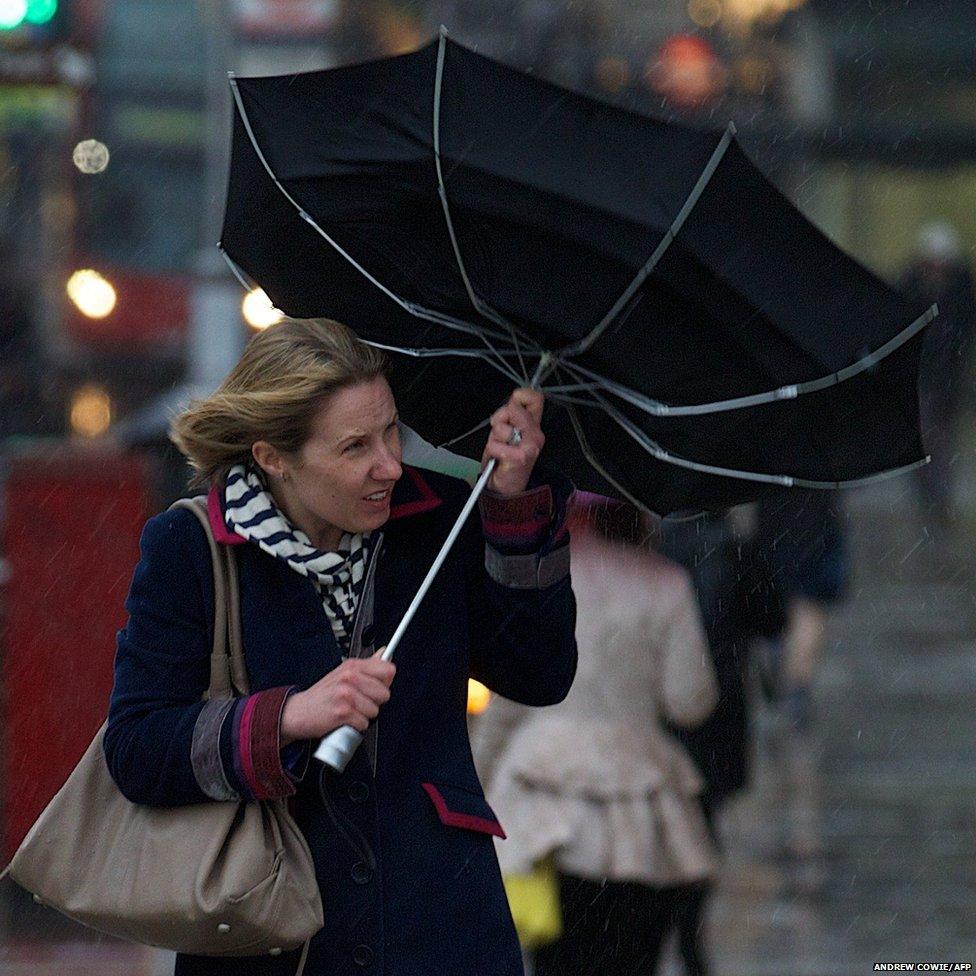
[{"left": 314, "top": 459, "right": 497, "bottom": 771}]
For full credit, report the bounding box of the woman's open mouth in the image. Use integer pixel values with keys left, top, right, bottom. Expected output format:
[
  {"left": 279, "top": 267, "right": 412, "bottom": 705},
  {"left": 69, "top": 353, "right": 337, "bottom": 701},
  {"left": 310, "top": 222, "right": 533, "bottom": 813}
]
[{"left": 363, "top": 488, "right": 392, "bottom": 506}]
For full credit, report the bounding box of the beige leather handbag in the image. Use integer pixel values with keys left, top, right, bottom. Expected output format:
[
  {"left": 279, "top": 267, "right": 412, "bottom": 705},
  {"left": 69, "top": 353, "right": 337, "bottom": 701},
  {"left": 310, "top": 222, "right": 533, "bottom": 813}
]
[{"left": 4, "top": 497, "right": 323, "bottom": 968}]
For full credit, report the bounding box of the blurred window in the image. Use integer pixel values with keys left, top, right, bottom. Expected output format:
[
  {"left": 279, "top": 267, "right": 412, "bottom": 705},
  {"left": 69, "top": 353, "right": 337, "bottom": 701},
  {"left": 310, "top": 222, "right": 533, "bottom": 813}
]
[
  {"left": 98, "top": 0, "right": 206, "bottom": 97},
  {"left": 84, "top": 146, "right": 203, "bottom": 274},
  {"left": 80, "top": 0, "right": 206, "bottom": 274}
]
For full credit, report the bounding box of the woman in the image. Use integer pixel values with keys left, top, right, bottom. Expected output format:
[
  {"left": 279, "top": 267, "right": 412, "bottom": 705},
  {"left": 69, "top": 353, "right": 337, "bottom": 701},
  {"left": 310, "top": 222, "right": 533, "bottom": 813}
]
[
  {"left": 473, "top": 496, "right": 718, "bottom": 976},
  {"left": 103, "top": 318, "right": 577, "bottom": 976}
]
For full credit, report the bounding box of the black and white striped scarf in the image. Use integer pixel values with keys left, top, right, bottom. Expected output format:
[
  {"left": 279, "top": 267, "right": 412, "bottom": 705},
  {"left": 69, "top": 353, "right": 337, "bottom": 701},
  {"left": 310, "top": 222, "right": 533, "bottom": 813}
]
[{"left": 224, "top": 464, "right": 371, "bottom": 653}]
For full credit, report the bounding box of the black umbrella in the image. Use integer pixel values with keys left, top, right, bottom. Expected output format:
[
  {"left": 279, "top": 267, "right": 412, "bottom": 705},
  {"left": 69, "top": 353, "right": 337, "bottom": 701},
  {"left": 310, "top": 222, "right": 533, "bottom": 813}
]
[
  {"left": 219, "top": 32, "right": 933, "bottom": 769},
  {"left": 220, "top": 31, "right": 933, "bottom": 519}
]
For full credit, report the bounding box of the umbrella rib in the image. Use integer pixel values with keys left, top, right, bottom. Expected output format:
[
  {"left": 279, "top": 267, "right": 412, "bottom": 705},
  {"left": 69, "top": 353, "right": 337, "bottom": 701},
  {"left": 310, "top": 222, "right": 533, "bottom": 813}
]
[
  {"left": 562, "top": 398, "right": 656, "bottom": 515},
  {"left": 559, "top": 122, "right": 737, "bottom": 359},
  {"left": 226, "top": 75, "right": 517, "bottom": 352},
  {"left": 220, "top": 246, "right": 258, "bottom": 291},
  {"left": 438, "top": 415, "right": 492, "bottom": 449},
  {"left": 362, "top": 340, "right": 527, "bottom": 386},
  {"left": 394, "top": 307, "right": 527, "bottom": 381},
  {"left": 587, "top": 383, "right": 930, "bottom": 490},
  {"left": 556, "top": 301, "right": 938, "bottom": 418},
  {"left": 433, "top": 28, "right": 534, "bottom": 383},
  {"left": 222, "top": 240, "right": 520, "bottom": 381},
  {"left": 544, "top": 393, "right": 607, "bottom": 408}
]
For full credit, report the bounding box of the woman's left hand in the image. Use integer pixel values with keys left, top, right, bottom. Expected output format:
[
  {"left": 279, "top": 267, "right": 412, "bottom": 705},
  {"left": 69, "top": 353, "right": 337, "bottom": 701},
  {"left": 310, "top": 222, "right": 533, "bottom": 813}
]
[{"left": 482, "top": 388, "right": 545, "bottom": 497}]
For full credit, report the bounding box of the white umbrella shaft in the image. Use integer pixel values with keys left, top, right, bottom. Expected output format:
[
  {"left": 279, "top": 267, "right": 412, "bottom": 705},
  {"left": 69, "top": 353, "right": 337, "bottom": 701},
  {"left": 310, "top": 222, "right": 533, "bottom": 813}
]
[{"left": 314, "top": 459, "right": 496, "bottom": 771}]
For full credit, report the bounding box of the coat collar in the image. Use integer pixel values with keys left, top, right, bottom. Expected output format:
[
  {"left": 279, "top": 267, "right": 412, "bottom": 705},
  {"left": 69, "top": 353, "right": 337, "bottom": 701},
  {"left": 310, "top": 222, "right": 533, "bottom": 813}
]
[{"left": 205, "top": 465, "right": 443, "bottom": 545}]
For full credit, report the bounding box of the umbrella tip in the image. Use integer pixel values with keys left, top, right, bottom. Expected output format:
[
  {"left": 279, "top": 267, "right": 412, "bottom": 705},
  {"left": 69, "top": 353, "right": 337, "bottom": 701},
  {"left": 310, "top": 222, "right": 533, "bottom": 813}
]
[
  {"left": 439, "top": 24, "right": 449, "bottom": 38},
  {"left": 727, "top": 121, "right": 738, "bottom": 137}
]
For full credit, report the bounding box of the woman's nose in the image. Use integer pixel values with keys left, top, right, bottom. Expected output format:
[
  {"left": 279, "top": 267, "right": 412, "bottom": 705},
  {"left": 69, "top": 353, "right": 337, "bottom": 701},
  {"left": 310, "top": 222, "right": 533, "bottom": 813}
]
[{"left": 373, "top": 446, "right": 402, "bottom": 482}]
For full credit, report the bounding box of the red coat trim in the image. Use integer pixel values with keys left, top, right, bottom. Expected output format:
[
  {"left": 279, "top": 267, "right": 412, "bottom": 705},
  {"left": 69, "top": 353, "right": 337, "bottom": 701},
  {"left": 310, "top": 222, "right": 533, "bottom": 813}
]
[
  {"left": 421, "top": 782, "right": 507, "bottom": 839},
  {"left": 388, "top": 466, "right": 443, "bottom": 521},
  {"left": 207, "top": 485, "right": 247, "bottom": 545}
]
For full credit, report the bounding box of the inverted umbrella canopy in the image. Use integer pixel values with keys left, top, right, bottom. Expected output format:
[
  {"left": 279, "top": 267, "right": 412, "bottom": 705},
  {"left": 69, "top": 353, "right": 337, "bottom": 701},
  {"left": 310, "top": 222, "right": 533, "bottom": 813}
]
[{"left": 220, "top": 31, "right": 932, "bottom": 517}]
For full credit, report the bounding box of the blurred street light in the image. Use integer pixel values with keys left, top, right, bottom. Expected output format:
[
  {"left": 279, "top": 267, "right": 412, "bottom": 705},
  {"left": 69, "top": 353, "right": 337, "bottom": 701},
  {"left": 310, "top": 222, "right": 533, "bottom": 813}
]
[
  {"left": 241, "top": 287, "right": 283, "bottom": 330},
  {"left": 69, "top": 384, "right": 112, "bottom": 439},
  {"left": 722, "top": 0, "right": 807, "bottom": 30},
  {"left": 688, "top": 0, "right": 722, "bottom": 29},
  {"left": 66, "top": 269, "right": 117, "bottom": 319},
  {"left": 647, "top": 34, "right": 728, "bottom": 110},
  {"left": 466, "top": 679, "right": 492, "bottom": 715},
  {"left": 0, "top": 0, "right": 55, "bottom": 29},
  {"left": 25, "top": 0, "right": 56, "bottom": 24},
  {"left": 0, "top": 0, "right": 27, "bottom": 30},
  {"left": 685, "top": 0, "right": 808, "bottom": 33},
  {"left": 72, "top": 139, "right": 109, "bottom": 174}
]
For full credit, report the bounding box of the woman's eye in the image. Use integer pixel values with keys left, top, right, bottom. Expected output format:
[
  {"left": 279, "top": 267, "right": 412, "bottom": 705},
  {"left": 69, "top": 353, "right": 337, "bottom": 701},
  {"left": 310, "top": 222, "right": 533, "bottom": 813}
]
[{"left": 344, "top": 441, "right": 365, "bottom": 454}]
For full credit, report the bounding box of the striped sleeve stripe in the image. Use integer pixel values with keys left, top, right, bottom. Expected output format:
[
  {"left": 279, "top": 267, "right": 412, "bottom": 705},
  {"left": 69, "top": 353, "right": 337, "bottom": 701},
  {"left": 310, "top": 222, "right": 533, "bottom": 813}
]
[
  {"left": 250, "top": 688, "right": 300, "bottom": 799},
  {"left": 190, "top": 699, "right": 239, "bottom": 801},
  {"left": 237, "top": 695, "right": 262, "bottom": 799}
]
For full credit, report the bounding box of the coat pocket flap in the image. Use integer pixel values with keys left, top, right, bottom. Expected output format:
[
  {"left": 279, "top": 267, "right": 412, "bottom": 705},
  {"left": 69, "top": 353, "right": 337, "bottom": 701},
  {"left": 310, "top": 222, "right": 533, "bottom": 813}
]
[{"left": 421, "top": 782, "right": 506, "bottom": 839}]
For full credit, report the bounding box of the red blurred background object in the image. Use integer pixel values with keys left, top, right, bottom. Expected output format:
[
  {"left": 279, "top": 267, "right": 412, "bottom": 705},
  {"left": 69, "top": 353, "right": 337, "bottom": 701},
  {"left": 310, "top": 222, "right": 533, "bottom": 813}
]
[
  {"left": 1, "top": 449, "right": 150, "bottom": 860},
  {"left": 647, "top": 34, "right": 728, "bottom": 110}
]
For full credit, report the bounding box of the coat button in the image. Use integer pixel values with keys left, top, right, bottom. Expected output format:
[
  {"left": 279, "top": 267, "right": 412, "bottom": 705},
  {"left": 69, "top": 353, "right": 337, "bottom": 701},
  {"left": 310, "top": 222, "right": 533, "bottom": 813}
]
[
  {"left": 348, "top": 780, "right": 369, "bottom": 803},
  {"left": 361, "top": 624, "right": 376, "bottom": 647},
  {"left": 269, "top": 947, "right": 283, "bottom": 956},
  {"left": 351, "top": 861, "right": 372, "bottom": 884},
  {"left": 217, "top": 923, "right": 231, "bottom": 933},
  {"left": 353, "top": 944, "right": 374, "bottom": 967}
]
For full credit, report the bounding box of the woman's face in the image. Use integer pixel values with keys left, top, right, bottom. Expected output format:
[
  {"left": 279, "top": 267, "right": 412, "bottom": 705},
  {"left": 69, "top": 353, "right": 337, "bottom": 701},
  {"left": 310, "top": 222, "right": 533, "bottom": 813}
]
[{"left": 265, "top": 376, "right": 403, "bottom": 550}]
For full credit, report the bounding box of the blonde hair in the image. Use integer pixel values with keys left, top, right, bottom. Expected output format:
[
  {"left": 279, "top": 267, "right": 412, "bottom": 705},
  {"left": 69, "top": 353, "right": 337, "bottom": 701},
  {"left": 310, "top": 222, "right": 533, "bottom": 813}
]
[{"left": 170, "top": 318, "right": 388, "bottom": 489}]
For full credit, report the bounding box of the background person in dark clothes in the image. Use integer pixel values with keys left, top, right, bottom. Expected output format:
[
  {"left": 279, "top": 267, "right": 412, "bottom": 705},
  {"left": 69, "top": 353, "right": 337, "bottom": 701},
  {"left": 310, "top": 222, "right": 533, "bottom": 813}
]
[
  {"left": 748, "top": 489, "right": 850, "bottom": 730},
  {"left": 659, "top": 512, "right": 760, "bottom": 975},
  {"left": 897, "top": 220, "right": 976, "bottom": 531}
]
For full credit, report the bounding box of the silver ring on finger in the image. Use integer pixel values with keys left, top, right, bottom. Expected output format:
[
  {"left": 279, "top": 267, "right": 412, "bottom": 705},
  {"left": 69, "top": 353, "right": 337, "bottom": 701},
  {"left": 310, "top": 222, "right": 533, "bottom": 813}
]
[{"left": 507, "top": 426, "right": 523, "bottom": 447}]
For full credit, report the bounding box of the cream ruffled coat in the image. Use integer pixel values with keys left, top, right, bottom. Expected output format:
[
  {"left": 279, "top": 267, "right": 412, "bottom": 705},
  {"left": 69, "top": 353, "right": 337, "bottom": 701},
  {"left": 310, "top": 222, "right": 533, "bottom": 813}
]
[{"left": 472, "top": 530, "right": 720, "bottom": 887}]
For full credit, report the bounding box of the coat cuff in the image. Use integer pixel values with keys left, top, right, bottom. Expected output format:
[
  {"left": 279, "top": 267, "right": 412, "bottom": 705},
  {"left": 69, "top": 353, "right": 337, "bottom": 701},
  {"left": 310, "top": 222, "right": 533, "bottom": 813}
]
[
  {"left": 479, "top": 474, "right": 573, "bottom": 589},
  {"left": 479, "top": 485, "right": 554, "bottom": 553},
  {"left": 484, "top": 542, "right": 571, "bottom": 590},
  {"left": 192, "top": 686, "right": 301, "bottom": 801}
]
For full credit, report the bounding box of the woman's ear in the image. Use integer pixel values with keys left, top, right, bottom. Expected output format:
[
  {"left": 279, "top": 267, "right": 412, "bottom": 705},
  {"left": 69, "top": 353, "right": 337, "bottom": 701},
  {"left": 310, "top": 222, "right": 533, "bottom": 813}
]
[{"left": 251, "top": 441, "right": 286, "bottom": 481}]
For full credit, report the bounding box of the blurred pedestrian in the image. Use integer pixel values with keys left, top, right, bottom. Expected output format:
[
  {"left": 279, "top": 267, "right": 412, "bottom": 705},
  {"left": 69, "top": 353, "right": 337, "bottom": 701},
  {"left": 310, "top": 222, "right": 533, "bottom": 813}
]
[
  {"left": 658, "top": 511, "right": 758, "bottom": 974},
  {"left": 897, "top": 220, "right": 975, "bottom": 529},
  {"left": 474, "top": 495, "right": 719, "bottom": 976},
  {"left": 750, "top": 489, "right": 849, "bottom": 730},
  {"left": 659, "top": 512, "right": 756, "bottom": 810}
]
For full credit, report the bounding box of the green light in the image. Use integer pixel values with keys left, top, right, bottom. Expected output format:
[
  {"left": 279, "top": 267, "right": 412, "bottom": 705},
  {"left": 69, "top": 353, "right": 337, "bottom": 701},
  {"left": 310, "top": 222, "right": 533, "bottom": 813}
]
[
  {"left": 0, "top": 0, "right": 27, "bottom": 29},
  {"left": 25, "top": 0, "right": 56, "bottom": 24}
]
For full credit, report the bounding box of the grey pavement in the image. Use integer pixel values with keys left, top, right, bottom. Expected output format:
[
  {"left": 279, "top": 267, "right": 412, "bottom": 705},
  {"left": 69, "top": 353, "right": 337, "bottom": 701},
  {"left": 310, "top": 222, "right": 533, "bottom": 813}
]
[{"left": 702, "top": 470, "right": 976, "bottom": 976}]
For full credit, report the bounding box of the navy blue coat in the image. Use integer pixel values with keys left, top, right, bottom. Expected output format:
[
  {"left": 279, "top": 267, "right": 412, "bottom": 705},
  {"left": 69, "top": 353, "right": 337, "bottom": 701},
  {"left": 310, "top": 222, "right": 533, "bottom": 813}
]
[{"left": 104, "top": 467, "right": 577, "bottom": 976}]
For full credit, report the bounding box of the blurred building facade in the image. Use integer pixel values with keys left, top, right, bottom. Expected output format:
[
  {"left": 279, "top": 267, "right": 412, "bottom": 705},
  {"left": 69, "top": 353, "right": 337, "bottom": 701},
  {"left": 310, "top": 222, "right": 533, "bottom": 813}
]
[{"left": 1, "top": 0, "right": 975, "bottom": 449}]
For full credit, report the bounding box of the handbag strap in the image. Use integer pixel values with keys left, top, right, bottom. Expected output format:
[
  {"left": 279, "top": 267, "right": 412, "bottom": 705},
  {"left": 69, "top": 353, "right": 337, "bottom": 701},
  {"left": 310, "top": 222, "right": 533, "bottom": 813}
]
[
  {"left": 169, "top": 497, "right": 250, "bottom": 698},
  {"left": 170, "top": 499, "right": 312, "bottom": 975}
]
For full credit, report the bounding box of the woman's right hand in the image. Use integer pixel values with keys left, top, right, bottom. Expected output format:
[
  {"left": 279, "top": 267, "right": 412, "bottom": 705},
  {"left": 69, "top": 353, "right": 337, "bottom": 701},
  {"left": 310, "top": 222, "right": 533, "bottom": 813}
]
[{"left": 280, "top": 649, "right": 396, "bottom": 746}]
